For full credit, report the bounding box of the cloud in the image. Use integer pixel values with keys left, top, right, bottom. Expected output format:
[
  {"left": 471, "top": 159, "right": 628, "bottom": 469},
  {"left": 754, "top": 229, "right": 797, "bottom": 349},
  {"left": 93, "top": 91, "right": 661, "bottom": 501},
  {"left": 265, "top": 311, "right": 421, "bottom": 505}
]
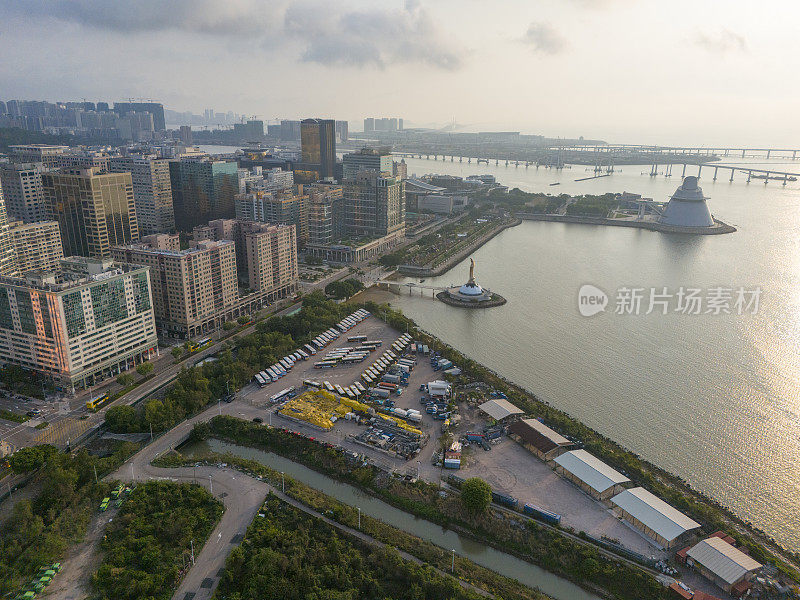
[
  {"left": 522, "top": 22, "right": 567, "bottom": 55},
  {"left": 0, "top": 0, "right": 276, "bottom": 36},
  {"left": 285, "top": 0, "right": 462, "bottom": 70},
  {"left": 693, "top": 29, "right": 748, "bottom": 54},
  {"left": 0, "top": 0, "right": 462, "bottom": 71}
]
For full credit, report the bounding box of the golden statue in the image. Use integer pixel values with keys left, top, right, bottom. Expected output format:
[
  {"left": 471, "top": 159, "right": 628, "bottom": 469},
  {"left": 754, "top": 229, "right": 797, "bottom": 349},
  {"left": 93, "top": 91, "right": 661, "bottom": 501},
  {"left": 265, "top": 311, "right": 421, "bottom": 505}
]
[{"left": 468, "top": 258, "right": 475, "bottom": 284}]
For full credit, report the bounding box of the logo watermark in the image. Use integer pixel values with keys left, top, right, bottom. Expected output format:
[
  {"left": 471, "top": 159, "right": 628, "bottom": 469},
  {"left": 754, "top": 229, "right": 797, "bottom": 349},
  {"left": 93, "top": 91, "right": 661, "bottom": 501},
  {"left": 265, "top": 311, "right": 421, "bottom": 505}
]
[{"left": 578, "top": 285, "right": 761, "bottom": 316}]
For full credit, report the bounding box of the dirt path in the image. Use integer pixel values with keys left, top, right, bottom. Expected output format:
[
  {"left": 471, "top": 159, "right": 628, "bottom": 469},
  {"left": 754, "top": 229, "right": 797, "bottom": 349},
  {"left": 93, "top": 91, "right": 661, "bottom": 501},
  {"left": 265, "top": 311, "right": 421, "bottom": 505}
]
[{"left": 43, "top": 509, "right": 114, "bottom": 600}]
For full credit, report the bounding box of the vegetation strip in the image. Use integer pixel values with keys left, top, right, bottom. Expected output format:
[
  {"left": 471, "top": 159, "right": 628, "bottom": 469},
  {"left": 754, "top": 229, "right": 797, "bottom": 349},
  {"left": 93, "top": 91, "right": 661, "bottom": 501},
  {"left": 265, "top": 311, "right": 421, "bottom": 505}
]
[
  {"left": 156, "top": 449, "right": 549, "bottom": 600},
  {"left": 91, "top": 481, "right": 223, "bottom": 600}
]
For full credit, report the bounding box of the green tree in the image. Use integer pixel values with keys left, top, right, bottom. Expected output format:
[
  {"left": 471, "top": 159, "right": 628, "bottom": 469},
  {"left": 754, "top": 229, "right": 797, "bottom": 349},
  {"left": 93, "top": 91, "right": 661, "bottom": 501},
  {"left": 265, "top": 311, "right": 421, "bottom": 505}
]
[
  {"left": 116, "top": 373, "right": 134, "bottom": 386},
  {"left": 460, "top": 477, "right": 492, "bottom": 513},
  {"left": 8, "top": 444, "right": 58, "bottom": 473},
  {"left": 136, "top": 362, "right": 154, "bottom": 377},
  {"left": 105, "top": 405, "right": 138, "bottom": 433},
  {"left": 171, "top": 346, "right": 184, "bottom": 360}
]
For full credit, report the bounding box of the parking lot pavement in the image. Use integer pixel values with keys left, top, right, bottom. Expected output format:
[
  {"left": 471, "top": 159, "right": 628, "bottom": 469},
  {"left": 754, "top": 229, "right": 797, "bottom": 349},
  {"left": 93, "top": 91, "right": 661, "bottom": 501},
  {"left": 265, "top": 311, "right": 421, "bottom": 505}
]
[{"left": 456, "top": 437, "right": 666, "bottom": 558}]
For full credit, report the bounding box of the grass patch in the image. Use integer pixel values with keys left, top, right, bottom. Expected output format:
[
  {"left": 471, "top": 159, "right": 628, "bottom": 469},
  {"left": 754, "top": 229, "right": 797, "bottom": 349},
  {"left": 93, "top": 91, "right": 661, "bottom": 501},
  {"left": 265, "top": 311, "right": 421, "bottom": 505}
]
[{"left": 0, "top": 408, "right": 28, "bottom": 423}]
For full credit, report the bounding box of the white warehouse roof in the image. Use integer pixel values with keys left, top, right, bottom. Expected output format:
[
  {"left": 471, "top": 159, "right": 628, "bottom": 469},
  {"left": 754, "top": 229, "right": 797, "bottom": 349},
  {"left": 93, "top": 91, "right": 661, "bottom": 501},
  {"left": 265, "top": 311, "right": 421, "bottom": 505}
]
[
  {"left": 553, "top": 450, "right": 630, "bottom": 493},
  {"left": 687, "top": 537, "right": 762, "bottom": 585},
  {"left": 478, "top": 398, "right": 524, "bottom": 421},
  {"left": 611, "top": 487, "right": 700, "bottom": 544}
]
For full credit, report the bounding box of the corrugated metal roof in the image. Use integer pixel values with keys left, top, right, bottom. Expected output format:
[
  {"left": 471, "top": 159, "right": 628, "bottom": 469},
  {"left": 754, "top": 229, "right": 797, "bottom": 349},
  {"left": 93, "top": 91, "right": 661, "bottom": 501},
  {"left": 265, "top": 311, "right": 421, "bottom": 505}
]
[
  {"left": 611, "top": 487, "right": 700, "bottom": 543},
  {"left": 553, "top": 449, "right": 629, "bottom": 493},
  {"left": 508, "top": 419, "right": 573, "bottom": 454},
  {"left": 686, "top": 536, "right": 761, "bottom": 585},
  {"left": 478, "top": 399, "right": 524, "bottom": 421}
]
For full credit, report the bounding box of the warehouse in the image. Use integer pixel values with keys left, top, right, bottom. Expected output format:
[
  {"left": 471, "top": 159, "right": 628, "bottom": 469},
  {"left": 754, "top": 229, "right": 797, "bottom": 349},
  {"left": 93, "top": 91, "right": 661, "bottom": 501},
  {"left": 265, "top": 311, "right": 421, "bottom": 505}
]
[
  {"left": 552, "top": 449, "right": 630, "bottom": 501},
  {"left": 610, "top": 487, "right": 700, "bottom": 549},
  {"left": 478, "top": 398, "right": 524, "bottom": 422},
  {"left": 507, "top": 418, "right": 574, "bottom": 461},
  {"left": 685, "top": 536, "right": 762, "bottom": 595}
]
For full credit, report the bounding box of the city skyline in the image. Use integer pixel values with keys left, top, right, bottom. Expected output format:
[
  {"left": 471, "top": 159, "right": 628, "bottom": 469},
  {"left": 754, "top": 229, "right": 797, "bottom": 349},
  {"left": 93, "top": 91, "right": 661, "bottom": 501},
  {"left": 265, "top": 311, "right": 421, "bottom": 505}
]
[{"left": 2, "top": 0, "right": 799, "bottom": 147}]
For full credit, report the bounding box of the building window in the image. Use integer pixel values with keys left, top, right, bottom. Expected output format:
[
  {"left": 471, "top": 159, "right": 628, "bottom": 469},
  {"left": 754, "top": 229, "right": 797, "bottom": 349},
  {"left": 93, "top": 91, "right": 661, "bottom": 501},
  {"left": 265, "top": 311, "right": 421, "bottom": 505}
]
[
  {"left": 0, "top": 289, "right": 12, "bottom": 330},
  {"left": 63, "top": 291, "right": 86, "bottom": 337},
  {"left": 15, "top": 290, "right": 36, "bottom": 335}
]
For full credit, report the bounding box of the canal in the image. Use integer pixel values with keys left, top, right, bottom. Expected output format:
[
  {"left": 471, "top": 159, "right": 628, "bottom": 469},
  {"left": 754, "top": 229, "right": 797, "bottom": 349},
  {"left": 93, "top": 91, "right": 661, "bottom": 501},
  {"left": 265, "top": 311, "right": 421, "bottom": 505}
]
[{"left": 180, "top": 438, "right": 601, "bottom": 600}]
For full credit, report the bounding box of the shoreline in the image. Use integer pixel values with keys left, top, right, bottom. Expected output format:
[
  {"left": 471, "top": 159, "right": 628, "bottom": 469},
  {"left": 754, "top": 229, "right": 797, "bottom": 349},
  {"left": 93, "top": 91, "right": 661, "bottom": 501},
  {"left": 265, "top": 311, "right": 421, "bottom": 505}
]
[
  {"left": 398, "top": 218, "right": 522, "bottom": 277},
  {"left": 516, "top": 212, "right": 736, "bottom": 235},
  {"left": 356, "top": 298, "right": 800, "bottom": 576}
]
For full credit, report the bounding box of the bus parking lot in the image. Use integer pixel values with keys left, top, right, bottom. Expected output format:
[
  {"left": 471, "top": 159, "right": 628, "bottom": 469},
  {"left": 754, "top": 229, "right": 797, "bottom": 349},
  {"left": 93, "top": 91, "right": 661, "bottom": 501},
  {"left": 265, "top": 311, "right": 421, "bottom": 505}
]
[{"left": 236, "top": 311, "right": 673, "bottom": 560}]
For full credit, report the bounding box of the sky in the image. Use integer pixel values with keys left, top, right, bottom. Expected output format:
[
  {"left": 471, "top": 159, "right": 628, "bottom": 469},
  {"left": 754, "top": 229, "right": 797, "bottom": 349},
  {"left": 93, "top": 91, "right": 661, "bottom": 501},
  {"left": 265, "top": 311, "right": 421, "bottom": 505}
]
[{"left": 1, "top": 0, "right": 798, "bottom": 147}]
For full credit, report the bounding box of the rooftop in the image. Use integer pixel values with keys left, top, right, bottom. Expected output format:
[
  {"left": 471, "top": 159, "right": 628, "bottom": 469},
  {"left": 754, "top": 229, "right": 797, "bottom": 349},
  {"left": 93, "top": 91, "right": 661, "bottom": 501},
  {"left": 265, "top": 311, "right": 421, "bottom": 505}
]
[
  {"left": 508, "top": 418, "right": 573, "bottom": 454},
  {"left": 611, "top": 487, "right": 700, "bottom": 544},
  {"left": 478, "top": 398, "right": 524, "bottom": 421},
  {"left": 686, "top": 536, "right": 762, "bottom": 585},
  {"left": 553, "top": 449, "right": 630, "bottom": 493}
]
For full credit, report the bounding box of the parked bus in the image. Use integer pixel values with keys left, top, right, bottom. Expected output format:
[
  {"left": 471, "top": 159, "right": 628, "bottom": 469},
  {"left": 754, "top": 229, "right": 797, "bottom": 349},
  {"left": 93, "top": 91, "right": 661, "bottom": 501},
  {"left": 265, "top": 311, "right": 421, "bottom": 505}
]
[
  {"left": 279, "top": 359, "right": 292, "bottom": 370},
  {"left": 354, "top": 381, "right": 366, "bottom": 393},
  {"left": 334, "top": 384, "right": 346, "bottom": 396},
  {"left": 86, "top": 393, "right": 111, "bottom": 412},
  {"left": 324, "top": 381, "right": 335, "bottom": 392},
  {"left": 269, "top": 387, "right": 295, "bottom": 404},
  {"left": 363, "top": 340, "right": 382, "bottom": 347},
  {"left": 304, "top": 344, "right": 317, "bottom": 355},
  {"left": 304, "top": 380, "right": 322, "bottom": 389},
  {"left": 297, "top": 349, "right": 309, "bottom": 360},
  {"left": 348, "top": 334, "right": 367, "bottom": 343},
  {"left": 254, "top": 373, "right": 267, "bottom": 387}
]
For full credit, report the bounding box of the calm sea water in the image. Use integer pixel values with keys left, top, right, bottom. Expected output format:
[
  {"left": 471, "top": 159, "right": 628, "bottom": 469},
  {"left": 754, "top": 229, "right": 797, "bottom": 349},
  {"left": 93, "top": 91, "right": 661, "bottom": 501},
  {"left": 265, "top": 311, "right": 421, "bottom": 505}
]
[{"left": 377, "top": 156, "right": 800, "bottom": 553}]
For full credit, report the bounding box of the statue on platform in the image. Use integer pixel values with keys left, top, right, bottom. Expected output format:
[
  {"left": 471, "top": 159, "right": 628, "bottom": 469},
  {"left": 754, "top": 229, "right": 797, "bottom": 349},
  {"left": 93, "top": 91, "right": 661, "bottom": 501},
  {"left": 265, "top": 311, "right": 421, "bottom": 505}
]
[{"left": 468, "top": 258, "right": 475, "bottom": 284}]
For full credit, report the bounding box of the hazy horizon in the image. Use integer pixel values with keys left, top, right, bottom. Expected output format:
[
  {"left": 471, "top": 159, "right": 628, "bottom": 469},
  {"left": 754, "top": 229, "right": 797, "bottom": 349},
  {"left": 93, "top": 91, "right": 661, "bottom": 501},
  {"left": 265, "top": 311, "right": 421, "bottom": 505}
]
[{"left": 2, "top": 0, "right": 799, "bottom": 148}]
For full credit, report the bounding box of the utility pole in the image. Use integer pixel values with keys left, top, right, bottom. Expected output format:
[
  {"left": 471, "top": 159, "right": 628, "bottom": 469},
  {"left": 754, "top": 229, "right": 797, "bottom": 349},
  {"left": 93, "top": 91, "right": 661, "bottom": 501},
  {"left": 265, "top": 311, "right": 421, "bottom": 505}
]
[
  {"left": 209, "top": 474, "right": 213, "bottom": 494},
  {"left": 94, "top": 465, "right": 98, "bottom": 484},
  {"left": 149, "top": 422, "right": 153, "bottom": 442},
  {"left": 451, "top": 549, "right": 455, "bottom": 572},
  {"left": 280, "top": 472, "right": 285, "bottom": 493},
  {"left": 190, "top": 539, "right": 195, "bottom": 565},
  {"left": 357, "top": 507, "right": 361, "bottom": 529}
]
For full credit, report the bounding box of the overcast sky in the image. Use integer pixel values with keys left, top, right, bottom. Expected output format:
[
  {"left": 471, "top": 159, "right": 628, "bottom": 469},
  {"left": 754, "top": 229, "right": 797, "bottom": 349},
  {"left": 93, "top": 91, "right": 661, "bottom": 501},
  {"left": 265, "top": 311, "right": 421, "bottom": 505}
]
[{"left": 1, "top": 0, "right": 798, "bottom": 146}]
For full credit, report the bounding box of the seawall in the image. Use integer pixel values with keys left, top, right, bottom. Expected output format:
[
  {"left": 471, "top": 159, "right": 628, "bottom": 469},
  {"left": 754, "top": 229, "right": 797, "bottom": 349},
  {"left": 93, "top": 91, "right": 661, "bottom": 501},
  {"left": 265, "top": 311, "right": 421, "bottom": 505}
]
[{"left": 516, "top": 213, "right": 736, "bottom": 235}]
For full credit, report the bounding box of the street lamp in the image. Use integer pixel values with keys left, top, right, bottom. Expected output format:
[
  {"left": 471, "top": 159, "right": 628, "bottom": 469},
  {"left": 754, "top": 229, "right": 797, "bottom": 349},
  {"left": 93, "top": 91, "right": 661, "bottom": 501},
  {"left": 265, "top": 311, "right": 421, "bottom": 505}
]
[
  {"left": 209, "top": 474, "right": 213, "bottom": 494},
  {"left": 451, "top": 549, "right": 455, "bottom": 572},
  {"left": 280, "top": 471, "right": 285, "bottom": 493},
  {"left": 357, "top": 507, "right": 361, "bottom": 529}
]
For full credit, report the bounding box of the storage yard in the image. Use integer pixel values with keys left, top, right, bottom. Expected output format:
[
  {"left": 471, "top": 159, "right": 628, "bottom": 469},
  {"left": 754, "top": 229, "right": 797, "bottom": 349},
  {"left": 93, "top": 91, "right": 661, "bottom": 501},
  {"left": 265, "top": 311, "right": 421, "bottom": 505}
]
[{"left": 239, "top": 310, "right": 755, "bottom": 597}]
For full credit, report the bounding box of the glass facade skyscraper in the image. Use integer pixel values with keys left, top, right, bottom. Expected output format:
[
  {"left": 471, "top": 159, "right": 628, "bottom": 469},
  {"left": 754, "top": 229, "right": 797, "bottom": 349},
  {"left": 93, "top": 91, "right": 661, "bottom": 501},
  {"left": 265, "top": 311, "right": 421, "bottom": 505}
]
[{"left": 300, "top": 118, "right": 336, "bottom": 180}]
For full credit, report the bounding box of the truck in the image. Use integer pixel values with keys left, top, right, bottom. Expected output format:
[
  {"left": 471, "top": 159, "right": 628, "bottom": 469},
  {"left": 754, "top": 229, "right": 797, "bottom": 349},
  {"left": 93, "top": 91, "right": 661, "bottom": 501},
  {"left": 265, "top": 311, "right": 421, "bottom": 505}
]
[
  {"left": 382, "top": 374, "right": 401, "bottom": 384},
  {"left": 523, "top": 504, "right": 562, "bottom": 526},
  {"left": 465, "top": 432, "right": 485, "bottom": 442},
  {"left": 443, "top": 457, "right": 461, "bottom": 469},
  {"left": 370, "top": 387, "right": 391, "bottom": 399},
  {"left": 407, "top": 412, "right": 422, "bottom": 424},
  {"left": 391, "top": 408, "right": 407, "bottom": 418},
  {"left": 378, "top": 382, "right": 398, "bottom": 391},
  {"left": 437, "top": 359, "right": 454, "bottom": 370}
]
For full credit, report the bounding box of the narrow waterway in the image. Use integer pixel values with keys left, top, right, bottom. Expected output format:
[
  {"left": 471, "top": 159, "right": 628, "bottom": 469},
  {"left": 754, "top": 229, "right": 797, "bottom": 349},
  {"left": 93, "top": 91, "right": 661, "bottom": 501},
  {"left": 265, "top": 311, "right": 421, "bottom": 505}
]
[{"left": 180, "top": 438, "right": 600, "bottom": 600}]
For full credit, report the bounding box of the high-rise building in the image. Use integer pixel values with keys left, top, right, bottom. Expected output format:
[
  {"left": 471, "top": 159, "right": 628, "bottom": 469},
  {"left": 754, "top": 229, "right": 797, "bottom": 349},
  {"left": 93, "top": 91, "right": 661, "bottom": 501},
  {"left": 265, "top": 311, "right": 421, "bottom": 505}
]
[
  {"left": 112, "top": 239, "right": 237, "bottom": 338},
  {"left": 232, "top": 120, "right": 264, "bottom": 139},
  {"left": 335, "top": 120, "right": 349, "bottom": 142},
  {"left": 279, "top": 120, "right": 301, "bottom": 141},
  {"left": 141, "top": 233, "right": 180, "bottom": 251},
  {"left": 0, "top": 185, "right": 15, "bottom": 276},
  {"left": 343, "top": 172, "right": 405, "bottom": 238},
  {"left": 0, "top": 257, "right": 158, "bottom": 391},
  {"left": 109, "top": 155, "right": 175, "bottom": 235},
  {"left": 8, "top": 221, "right": 63, "bottom": 273},
  {"left": 58, "top": 150, "right": 111, "bottom": 171},
  {"left": 179, "top": 125, "right": 193, "bottom": 145},
  {"left": 168, "top": 158, "right": 239, "bottom": 231},
  {"left": 0, "top": 162, "right": 48, "bottom": 222},
  {"left": 42, "top": 167, "right": 139, "bottom": 259},
  {"left": 306, "top": 183, "right": 343, "bottom": 247},
  {"left": 364, "top": 118, "right": 374, "bottom": 133},
  {"left": 9, "top": 145, "right": 68, "bottom": 169},
  {"left": 393, "top": 159, "right": 408, "bottom": 180},
  {"left": 343, "top": 147, "right": 393, "bottom": 180},
  {"left": 113, "top": 102, "right": 166, "bottom": 131},
  {"left": 300, "top": 118, "right": 336, "bottom": 180},
  {"left": 235, "top": 188, "right": 308, "bottom": 243},
  {"left": 240, "top": 222, "right": 298, "bottom": 293},
  {"left": 113, "top": 223, "right": 298, "bottom": 338}
]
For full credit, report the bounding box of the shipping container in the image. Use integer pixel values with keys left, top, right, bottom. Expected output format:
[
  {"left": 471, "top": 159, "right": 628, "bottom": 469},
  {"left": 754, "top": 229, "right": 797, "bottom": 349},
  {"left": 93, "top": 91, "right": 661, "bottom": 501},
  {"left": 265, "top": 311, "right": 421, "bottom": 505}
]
[
  {"left": 523, "top": 504, "right": 562, "bottom": 526},
  {"left": 491, "top": 492, "right": 518, "bottom": 508}
]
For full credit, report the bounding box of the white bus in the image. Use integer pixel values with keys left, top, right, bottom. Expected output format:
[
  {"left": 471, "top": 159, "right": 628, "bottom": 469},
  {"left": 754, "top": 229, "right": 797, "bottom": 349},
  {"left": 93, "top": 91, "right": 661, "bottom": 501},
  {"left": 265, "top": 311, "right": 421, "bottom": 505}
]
[
  {"left": 324, "top": 381, "right": 335, "bottom": 392},
  {"left": 354, "top": 381, "right": 366, "bottom": 393},
  {"left": 269, "top": 387, "right": 295, "bottom": 404},
  {"left": 259, "top": 370, "right": 273, "bottom": 383},
  {"left": 304, "top": 344, "right": 317, "bottom": 355},
  {"left": 304, "top": 380, "right": 322, "bottom": 389},
  {"left": 254, "top": 373, "right": 266, "bottom": 387},
  {"left": 334, "top": 384, "right": 346, "bottom": 396}
]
